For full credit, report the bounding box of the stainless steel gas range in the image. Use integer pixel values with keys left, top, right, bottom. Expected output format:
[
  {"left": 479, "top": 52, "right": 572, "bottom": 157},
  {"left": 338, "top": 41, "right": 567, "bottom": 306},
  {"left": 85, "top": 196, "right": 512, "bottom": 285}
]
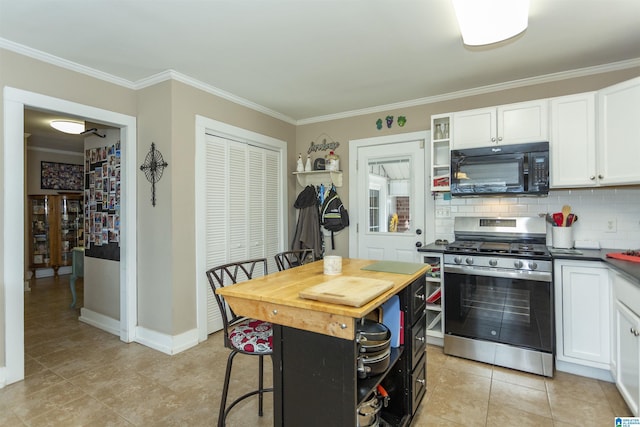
[{"left": 443, "top": 216, "right": 554, "bottom": 377}]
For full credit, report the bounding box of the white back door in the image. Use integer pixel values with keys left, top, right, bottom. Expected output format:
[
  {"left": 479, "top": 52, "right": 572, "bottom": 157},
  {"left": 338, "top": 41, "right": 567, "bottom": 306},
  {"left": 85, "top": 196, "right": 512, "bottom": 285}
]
[{"left": 350, "top": 133, "right": 427, "bottom": 262}]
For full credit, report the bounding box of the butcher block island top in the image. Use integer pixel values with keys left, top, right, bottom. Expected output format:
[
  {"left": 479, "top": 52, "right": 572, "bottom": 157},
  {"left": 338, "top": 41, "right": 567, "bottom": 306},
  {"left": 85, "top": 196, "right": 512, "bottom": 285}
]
[{"left": 216, "top": 258, "right": 429, "bottom": 340}]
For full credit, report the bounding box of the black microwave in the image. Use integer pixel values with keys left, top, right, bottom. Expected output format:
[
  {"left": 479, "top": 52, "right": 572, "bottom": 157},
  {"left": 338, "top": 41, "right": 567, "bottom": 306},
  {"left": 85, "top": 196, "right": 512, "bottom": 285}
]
[{"left": 450, "top": 141, "right": 549, "bottom": 197}]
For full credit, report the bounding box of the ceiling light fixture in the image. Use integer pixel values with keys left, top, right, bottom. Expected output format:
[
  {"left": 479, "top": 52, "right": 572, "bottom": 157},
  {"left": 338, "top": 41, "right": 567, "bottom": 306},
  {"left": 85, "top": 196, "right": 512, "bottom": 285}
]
[
  {"left": 50, "top": 120, "right": 85, "bottom": 134},
  {"left": 452, "top": 0, "right": 529, "bottom": 46}
]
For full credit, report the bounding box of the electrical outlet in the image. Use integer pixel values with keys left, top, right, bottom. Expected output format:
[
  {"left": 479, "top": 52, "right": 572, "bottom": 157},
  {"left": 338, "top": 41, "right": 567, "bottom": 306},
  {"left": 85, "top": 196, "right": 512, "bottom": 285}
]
[
  {"left": 435, "top": 207, "right": 451, "bottom": 218},
  {"left": 605, "top": 218, "right": 617, "bottom": 233}
]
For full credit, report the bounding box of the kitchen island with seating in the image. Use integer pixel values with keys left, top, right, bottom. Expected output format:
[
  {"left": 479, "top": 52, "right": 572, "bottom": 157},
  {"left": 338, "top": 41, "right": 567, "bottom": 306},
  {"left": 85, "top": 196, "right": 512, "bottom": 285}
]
[{"left": 216, "top": 258, "right": 429, "bottom": 426}]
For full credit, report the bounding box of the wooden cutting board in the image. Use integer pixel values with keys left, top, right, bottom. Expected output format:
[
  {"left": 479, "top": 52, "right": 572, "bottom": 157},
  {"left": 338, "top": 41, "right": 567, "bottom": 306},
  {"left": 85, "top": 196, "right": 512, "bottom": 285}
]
[{"left": 299, "top": 276, "right": 394, "bottom": 307}]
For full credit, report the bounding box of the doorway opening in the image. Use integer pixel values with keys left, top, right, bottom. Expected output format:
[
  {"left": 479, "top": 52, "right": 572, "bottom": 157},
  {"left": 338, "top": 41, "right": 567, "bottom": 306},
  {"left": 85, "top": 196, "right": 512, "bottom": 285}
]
[{"left": 3, "top": 87, "right": 137, "bottom": 386}]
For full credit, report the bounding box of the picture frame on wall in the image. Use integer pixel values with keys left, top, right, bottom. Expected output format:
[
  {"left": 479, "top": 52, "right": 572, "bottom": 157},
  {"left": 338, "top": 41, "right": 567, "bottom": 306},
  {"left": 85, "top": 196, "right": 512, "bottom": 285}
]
[{"left": 40, "top": 161, "right": 83, "bottom": 191}]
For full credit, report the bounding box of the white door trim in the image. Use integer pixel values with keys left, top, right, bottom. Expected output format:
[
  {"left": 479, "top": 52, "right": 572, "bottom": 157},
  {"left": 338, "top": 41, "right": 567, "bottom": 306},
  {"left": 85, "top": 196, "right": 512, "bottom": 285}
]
[
  {"left": 194, "top": 115, "right": 288, "bottom": 342},
  {"left": 348, "top": 131, "right": 431, "bottom": 259},
  {"left": 2, "top": 87, "right": 137, "bottom": 386}
]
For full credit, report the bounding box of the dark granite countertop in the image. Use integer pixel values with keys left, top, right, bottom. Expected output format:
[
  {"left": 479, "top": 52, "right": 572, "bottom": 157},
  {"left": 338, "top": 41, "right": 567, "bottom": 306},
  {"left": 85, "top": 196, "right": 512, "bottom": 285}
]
[{"left": 551, "top": 247, "right": 640, "bottom": 284}]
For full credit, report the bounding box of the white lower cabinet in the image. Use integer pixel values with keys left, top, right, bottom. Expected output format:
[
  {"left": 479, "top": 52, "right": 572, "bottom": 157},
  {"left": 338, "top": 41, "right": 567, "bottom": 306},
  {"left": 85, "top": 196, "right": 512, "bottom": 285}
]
[
  {"left": 614, "top": 272, "right": 640, "bottom": 416},
  {"left": 555, "top": 260, "right": 611, "bottom": 370}
]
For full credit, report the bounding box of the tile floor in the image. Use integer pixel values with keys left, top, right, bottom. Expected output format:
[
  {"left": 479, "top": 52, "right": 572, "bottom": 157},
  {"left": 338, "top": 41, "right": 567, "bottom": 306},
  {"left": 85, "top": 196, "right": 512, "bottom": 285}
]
[{"left": 0, "top": 275, "right": 632, "bottom": 426}]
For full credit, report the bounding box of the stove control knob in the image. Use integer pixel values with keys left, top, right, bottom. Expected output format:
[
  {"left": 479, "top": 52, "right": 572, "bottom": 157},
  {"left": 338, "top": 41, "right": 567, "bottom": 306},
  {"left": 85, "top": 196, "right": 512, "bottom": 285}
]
[
  {"left": 465, "top": 257, "right": 474, "bottom": 265},
  {"left": 454, "top": 256, "right": 463, "bottom": 264},
  {"left": 528, "top": 262, "right": 538, "bottom": 270},
  {"left": 514, "top": 260, "right": 524, "bottom": 269},
  {"left": 489, "top": 259, "right": 498, "bottom": 267}
]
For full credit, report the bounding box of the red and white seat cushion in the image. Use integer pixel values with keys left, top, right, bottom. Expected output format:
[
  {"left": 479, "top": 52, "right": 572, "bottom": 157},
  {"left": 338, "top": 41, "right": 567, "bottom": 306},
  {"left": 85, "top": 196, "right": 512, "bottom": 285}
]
[{"left": 229, "top": 319, "right": 273, "bottom": 354}]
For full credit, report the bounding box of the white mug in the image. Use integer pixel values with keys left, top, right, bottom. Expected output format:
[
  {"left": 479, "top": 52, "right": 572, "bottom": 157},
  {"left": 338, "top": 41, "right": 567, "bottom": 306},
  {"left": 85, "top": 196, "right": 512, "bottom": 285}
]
[{"left": 324, "top": 255, "right": 342, "bottom": 275}]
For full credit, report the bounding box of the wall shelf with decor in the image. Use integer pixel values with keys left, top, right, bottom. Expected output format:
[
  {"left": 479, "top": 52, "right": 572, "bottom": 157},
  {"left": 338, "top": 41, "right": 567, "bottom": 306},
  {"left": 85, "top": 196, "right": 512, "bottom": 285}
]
[
  {"left": 431, "top": 114, "right": 451, "bottom": 192},
  {"left": 293, "top": 170, "right": 342, "bottom": 188}
]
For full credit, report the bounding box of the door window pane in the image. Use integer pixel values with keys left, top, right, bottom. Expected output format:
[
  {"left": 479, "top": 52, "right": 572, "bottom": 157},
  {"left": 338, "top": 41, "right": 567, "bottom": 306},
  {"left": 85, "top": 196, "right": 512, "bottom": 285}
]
[
  {"left": 369, "top": 189, "right": 380, "bottom": 232},
  {"left": 367, "top": 157, "right": 412, "bottom": 233}
]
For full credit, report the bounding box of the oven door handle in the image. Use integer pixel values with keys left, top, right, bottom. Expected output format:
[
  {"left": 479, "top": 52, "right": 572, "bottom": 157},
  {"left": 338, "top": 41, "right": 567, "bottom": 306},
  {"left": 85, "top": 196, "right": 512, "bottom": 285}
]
[{"left": 444, "top": 264, "right": 552, "bottom": 282}]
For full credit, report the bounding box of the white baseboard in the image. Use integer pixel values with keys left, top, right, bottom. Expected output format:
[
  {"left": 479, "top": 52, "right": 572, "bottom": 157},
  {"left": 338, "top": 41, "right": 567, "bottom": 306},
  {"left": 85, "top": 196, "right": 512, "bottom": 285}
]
[
  {"left": 556, "top": 360, "right": 614, "bottom": 382},
  {"left": 79, "top": 308, "right": 199, "bottom": 356},
  {"left": 0, "top": 366, "right": 6, "bottom": 389},
  {"left": 135, "top": 326, "right": 199, "bottom": 355},
  {"left": 79, "top": 308, "right": 120, "bottom": 336}
]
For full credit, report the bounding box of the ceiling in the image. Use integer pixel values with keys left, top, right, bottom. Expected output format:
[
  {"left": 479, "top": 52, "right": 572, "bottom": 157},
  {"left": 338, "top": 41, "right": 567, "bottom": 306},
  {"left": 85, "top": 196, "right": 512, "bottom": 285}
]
[{"left": 2, "top": 0, "right": 640, "bottom": 150}]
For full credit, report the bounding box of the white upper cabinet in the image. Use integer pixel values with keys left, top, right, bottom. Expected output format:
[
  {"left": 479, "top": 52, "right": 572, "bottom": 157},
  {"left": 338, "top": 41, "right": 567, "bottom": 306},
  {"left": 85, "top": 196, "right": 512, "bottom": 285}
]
[
  {"left": 452, "top": 107, "right": 495, "bottom": 149},
  {"left": 598, "top": 76, "right": 640, "bottom": 186},
  {"left": 452, "top": 100, "right": 548, "bottom": 149},
  {"left": 550, "top": 92, "right": 597, "bottom": 187}
]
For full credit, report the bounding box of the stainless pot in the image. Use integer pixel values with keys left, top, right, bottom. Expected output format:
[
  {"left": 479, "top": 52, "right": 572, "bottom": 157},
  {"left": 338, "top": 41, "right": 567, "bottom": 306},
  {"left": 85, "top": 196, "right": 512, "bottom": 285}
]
[
  {"left": 357, "top": 392, "right": 381, "bottom": 427},
  {"left": 357, "top": 319, "right": 391, "bottom": 353},
  {"left": 357, "top": 347, "right": 391, "bottom": 379},
  {"left": 357, "top": 318, "right": 389, "bottom": 341}
]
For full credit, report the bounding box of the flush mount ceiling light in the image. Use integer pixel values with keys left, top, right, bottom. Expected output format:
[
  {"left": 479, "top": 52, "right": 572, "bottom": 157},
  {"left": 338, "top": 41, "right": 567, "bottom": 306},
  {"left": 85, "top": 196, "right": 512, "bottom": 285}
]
[
  {"left": 50, "top": 120, "right": 85, "bottom": 134},
  {"left": 452, "top": 0, "right": 529, "bottom": 46}
]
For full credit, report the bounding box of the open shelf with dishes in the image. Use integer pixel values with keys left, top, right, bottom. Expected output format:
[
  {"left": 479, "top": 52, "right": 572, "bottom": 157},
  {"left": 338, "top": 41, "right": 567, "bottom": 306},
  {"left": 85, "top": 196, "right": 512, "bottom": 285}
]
[{"left": 431, "top": 114, "right": 451, "bottom": 192}]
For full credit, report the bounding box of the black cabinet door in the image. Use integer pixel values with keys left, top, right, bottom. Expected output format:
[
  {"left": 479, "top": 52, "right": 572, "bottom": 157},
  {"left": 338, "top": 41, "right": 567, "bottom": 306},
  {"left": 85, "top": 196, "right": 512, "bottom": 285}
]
[{"left": 273, "top": 326, "right": 358, "bottom": 426}]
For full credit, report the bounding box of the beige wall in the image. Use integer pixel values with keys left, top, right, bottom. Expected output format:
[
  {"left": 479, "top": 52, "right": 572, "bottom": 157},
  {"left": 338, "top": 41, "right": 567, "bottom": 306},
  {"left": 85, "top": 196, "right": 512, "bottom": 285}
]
[
  {"left": 135, "top": 82, "right": 174, "bottom": 334},
  {"left": 2, "top": 44, "right": 639, "bottom": 373},
  {"left": 1, "top": 49, "right": 295, "bottom": 368},
  {"left": 167, "top": 81, "right": 296, "bottom": 334},
  {"left": 294, "top": 67, "right": 640, "bottom": 257}
]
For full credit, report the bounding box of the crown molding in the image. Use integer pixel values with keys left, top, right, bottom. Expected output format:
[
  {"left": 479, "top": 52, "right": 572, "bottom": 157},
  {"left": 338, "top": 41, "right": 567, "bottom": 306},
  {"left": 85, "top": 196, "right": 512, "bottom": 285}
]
[
  {"left": 134, "top": 70, "right": 297, "bottom": 125},
  {"left": 297, "top": 57, "right": 640, "bottom": 125},
  {"left": 0, "top": 38, "right": 136, "bottom": 89},
  {"left": 3, "top": 37, "right": 639, "bottom": 126}
]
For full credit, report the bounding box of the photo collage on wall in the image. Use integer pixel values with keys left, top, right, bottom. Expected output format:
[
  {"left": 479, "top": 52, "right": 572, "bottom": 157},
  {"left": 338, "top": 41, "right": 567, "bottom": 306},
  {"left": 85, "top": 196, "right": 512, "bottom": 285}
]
[{"left": 84, "top": 141, "right": 121, "bottom": 261}]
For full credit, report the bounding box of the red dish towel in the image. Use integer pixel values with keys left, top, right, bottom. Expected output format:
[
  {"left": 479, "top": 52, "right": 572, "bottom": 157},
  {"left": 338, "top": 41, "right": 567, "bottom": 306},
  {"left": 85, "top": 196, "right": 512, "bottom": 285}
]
[{"left": 606, "top": 253, "right": 640, "bottom": 263}]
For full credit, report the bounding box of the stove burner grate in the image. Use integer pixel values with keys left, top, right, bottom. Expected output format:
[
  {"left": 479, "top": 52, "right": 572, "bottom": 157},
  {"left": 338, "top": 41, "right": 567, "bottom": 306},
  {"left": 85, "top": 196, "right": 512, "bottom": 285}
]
[{"left": 446, "top": 240, "right": 550, "bottom": 258}]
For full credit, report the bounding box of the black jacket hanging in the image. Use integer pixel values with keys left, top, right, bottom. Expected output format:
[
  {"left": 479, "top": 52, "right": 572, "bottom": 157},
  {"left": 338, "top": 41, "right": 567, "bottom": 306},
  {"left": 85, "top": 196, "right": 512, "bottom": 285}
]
[
  {"left": 320, "top": 186, "right": 349, "bottom": 250},
  {"left": 291, "top": 185, "right": 323, "bottom": 256}
]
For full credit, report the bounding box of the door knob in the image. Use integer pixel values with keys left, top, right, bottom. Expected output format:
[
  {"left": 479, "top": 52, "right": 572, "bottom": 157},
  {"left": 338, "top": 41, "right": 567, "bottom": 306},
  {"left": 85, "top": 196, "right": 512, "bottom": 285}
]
[
  {"left": 416, "top": 228, "right": 422, "bottom": 235},
  {"left": 415, "top": 242, "right": 423, "bottom": 248}
]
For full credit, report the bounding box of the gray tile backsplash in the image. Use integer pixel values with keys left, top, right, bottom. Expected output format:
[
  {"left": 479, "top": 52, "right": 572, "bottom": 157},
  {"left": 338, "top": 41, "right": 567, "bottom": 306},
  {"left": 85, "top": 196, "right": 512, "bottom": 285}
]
[{"left": 433, "top": 186, "right": 640, "bottom": 250}]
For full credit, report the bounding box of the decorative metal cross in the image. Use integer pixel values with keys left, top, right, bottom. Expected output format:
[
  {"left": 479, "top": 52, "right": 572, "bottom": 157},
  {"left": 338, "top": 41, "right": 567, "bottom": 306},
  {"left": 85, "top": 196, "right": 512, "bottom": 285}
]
[{"left": 139, "top": 142, "right": 168, "bottom": 207}]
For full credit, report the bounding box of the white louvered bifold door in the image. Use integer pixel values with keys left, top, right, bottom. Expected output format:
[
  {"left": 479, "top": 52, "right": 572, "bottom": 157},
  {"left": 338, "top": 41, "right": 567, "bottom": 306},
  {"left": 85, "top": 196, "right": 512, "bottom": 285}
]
[
  {"left": 205, "top": 136, "right": 230, "bottom": 333},
  {"left": 264, "top": 149, "right": 281, "bottom": 273},
  {"left": 248, "top": 146, "right": 265, "bottom": 261},
  {"left": 205, "top": 134, "right": 282, "bottom": 334}
]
